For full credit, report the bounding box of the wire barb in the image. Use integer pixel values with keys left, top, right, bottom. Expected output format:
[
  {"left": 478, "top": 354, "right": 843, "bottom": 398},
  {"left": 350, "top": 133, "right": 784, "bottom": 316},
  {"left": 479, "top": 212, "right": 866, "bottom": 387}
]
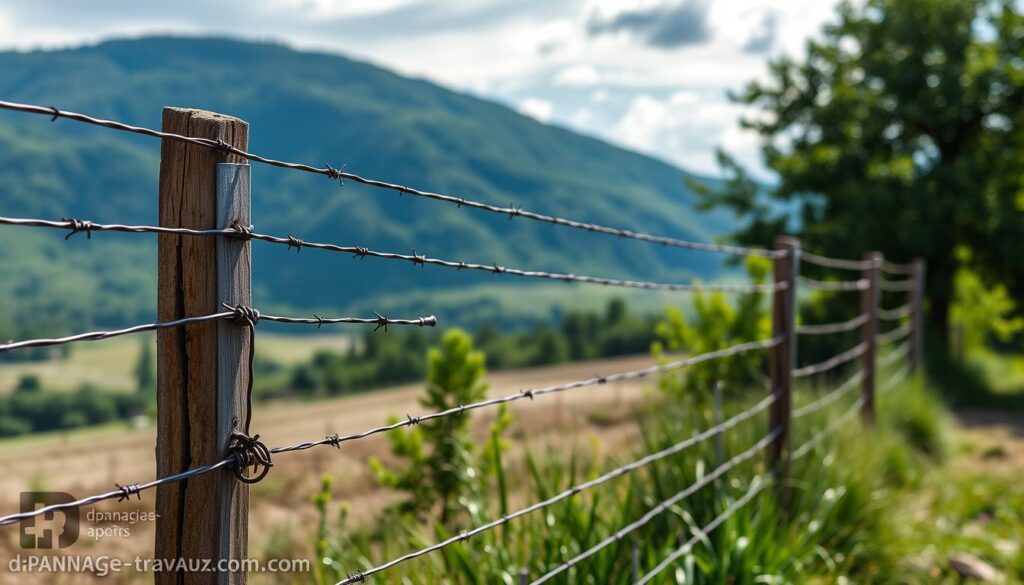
[{"left": 228, "top": 431, "right": 273, "bottom": 484}]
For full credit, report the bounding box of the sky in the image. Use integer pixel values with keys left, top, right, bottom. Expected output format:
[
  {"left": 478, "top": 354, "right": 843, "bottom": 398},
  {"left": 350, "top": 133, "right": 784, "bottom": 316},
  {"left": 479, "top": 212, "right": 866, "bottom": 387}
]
[{"left": 0, "top": 0, "right": 841, "bottom": 178}]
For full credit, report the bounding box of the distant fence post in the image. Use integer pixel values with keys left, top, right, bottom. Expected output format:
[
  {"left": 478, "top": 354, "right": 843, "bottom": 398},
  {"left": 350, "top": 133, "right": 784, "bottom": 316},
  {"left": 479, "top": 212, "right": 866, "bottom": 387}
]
[
  {"left": 860, "top": 252, "right": 882, "bottom": 422},
  {"left": 156, "top": 108, "right": 251, "bottom": 585},
  {"left": 769, "top": 236, "right": 798, "bottom": 482},
  {"left": 910, "top": 259, "right": 926, "bottom": 372}
]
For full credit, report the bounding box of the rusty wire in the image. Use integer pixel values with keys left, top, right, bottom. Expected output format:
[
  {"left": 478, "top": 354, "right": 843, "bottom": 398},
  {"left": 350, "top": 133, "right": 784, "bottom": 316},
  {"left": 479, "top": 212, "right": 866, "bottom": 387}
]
[
  {"left": 635, "top": 475, "right": 773, "bottom": 585},
  {"left": 796, "top": 314, "right": 868, "bottom": 336},
  {"left": 0, "top": 100, "right": 783, "bottom": 260},
  {"left": 0, "top": 215, "right": 784, "bottom": 294},
  {"left": 529, "top": 429, "right": 780, "bottom": 585},
  {"left": 0, "top": 306, "right": 436, "bottom": 354},
  {"left": 792, "top": 342, "right": 867, "bottom": 378},
  {"left": 797, "top": 275, "right": 869, "bottom": 292},
  {"left": 336, "top": 397, "right": 780, "bottom": 585}
]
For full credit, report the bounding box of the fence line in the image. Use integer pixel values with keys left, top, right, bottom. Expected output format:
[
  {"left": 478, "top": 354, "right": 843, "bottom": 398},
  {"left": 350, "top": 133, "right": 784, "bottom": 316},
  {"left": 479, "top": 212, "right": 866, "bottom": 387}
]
[
  {"left": 336, "top": 400, "right": 780, "bottom": 585},
  {"left": 528, "top": 428, "right": 781, "bottom": 585},
  {"left": 0, "top": 306, "right": 436, "bottom": 354},
  {"left": 0, "top": 100, "right": 782, "bottom": 259},
  {"left": 796, "top": 313, "right": 868, "bottom": 335},
  {"left": 0, "top": 215, "right": 782, "bottom": 294},
  {"left": 0, "top": 101, "right": 929, "bottom": 582},
  {"left": 792, "top": 342, "right": 867, "bottom": 378}
]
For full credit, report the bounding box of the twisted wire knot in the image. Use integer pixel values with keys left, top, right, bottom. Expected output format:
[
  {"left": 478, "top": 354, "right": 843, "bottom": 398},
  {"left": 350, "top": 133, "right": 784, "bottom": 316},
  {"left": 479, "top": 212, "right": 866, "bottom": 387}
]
[
  {"left": 520, "top": 389, "right": 535, "bottom": 401},
  {"left": 345, "top": 572, "right": 366, "bottom": 583},
  {"left": 224, "top": 304, "right": 260, "bottom": 328},
  {"left": 228, "top": 431, "right": 273, "bottom": 484},
  {"left": 49, "top": 106, "right": 61, "bottom": 122},
  {"left": 62, "top": 218, "right": 93, "bottom": 240},
  {"left": 351, "top": 247, "right": 369, "bottom": 260},
  {"left": 373, "top": 311, "right": 389, "bottom": 332},
  {"left": 325, "top": 433, "right": 342, "bottom": 449},
  {"left": 213, "top": 138, "right": 233, "bottom": 154},
  {"left": 405, "top": 414, "right": 421, "bottom": 426},
  {"left": 410, "top": 251, "right": 426, "bottom": 267},
  {"left": 227, "top": 221, "right": 254, "bottom": 239},
  {"left": 286, "top": 236, "right": 304, "bottom": 252},
  {"left": 325, "top": 163, "right": 346, "bottom": 184},
  {"left": 115, "top": 483, "right": 142, "bottom": 502}
]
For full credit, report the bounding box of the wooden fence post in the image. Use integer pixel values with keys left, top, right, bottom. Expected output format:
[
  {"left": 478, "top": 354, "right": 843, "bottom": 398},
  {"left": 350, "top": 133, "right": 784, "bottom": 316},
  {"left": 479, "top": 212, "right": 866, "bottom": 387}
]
[
  {"left": 156, "top": 108, "right": 251, "bottom": 585},
  {"left": 860, "top": 252, "right": 881, "bottom": 422},
  {"left": 769, "top": 236, "right": 798, "bottom": 480},
  {"left": 910, "top": 259, "right": 926, "bottom": 372}
]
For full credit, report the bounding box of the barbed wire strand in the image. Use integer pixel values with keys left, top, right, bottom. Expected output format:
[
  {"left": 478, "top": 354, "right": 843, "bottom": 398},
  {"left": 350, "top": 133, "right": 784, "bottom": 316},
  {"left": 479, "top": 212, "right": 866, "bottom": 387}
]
[
  {"left": 0, "top": 336, "right": 782, "bottom": 528},
  {"left": 879, "top": 277, "right": 915, "bottom": 292},
  {"left": 800, "top": 251, "right": 872, "bottom": 271},
  {"left": 0, "top": 216, "right": 784, "bottom": 294},
  {"left": 796, "top": 314, "right": 868, "bottom": 336},
  {"left": 335, "top": 399, "right": 781, "bottom": 585},
  {"left": 635, "top": 475, "right": 774, "bottom": 585},
  {"left": 0, "top": 307, "right": 436, "bottom": 354},
  {"left": 792, "top": 395, "right": 866, "bottom": 461},
  {"left": 879, "top": 341, "right": 911, "bottom": 367},
  {"left": 877, "top": 303, "right": 912, "bottom": 321},
  {"left": 797, "top": 275, "right": 869, "bottom": 292},
  {"left": 792, "top": 369, "right": 864, "bottom": 419},
  {"left": 881, "top": 260, "right": 915, "bottom": 275},
  {"left": 274, "top": 336, "right": 783, "bottom": 455},
  {"left": 529, "top": 428, "right": 781, "bottom": 585},
  {"left": 0, "top": 100, "right": 783, "bottom": 260},
  {"left": 792, "top": 342, "right": 867, "bottom": 378},
  {"left": 876, "top": 322, "right": 913, "bottom": 347},
  {"left": 880, "top": 362, "right": 913, "bottom": 394}
]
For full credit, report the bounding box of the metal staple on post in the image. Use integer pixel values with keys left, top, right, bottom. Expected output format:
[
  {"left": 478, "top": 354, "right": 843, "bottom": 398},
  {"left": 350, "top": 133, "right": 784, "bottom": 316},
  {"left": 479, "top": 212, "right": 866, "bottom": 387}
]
[
  {"left": 860, "top": 252, "right": 882, "bottom": 423},
  {"left": 768, "top": 236, "right": 798, "bottom": 487}
]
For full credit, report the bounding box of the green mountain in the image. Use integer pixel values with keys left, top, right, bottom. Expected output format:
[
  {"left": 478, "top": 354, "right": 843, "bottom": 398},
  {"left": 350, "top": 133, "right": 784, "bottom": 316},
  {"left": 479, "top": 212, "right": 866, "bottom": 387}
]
[{"left": 0, "top": 36, "right": 734, "bottom": 336}]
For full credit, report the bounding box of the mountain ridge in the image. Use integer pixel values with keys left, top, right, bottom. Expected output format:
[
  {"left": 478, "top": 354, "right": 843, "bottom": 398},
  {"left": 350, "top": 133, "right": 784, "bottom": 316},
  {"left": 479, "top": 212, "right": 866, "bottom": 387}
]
[{"left": 0, "top": 36, "right": 734, "bottom": 334}]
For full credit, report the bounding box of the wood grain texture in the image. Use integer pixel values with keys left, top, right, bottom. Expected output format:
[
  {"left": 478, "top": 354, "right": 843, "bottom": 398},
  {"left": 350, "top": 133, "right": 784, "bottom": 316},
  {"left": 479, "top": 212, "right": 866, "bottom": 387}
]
[{"left": 156, "top": 107, "right": 249, "bottom": 585}]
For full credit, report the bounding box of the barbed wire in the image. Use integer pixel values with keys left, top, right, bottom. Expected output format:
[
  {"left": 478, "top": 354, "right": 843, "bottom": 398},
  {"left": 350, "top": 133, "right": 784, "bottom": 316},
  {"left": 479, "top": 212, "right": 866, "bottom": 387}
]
[
  {"left": 529, "top": 428, "right": 780, "bottom": 585},
  {"left": 635, "top": 475, "right": 773, "bottom": 585},
  {"left": 880, "top": 362, "right": 913, "bottom": 394},
  {"left": 797, "top": 276, "right": 869, "bottom": 292},
  {"left": 879, "top": 341, "right": 911, "bottom": 367},
  {"left": 0, "top": 336, "right": 782, "bottom": 527},
  {"left": 335, "top": 395, "right": 781, "bottom": 585},
  {"left": 273, "top": 336, "right": 783, "bottom": 455},
  {"left": 879, "top": 277, "right": 915, "bottom": 292},
  {"left": 792, "top": 395, "right": 865, "bottom": 460},
  {"left": 877, "top": 303, "right": 912, "bottom": 321},
  {"left": 0, "top": 100, "right": 783, "bottom": 260},
  {"left": 876, "top": 322, "right": 913, "bottom": 346},
  {"left": 881, "top": 259, "right": 915, "bottom": 275},
  {"left": 792, "top": 342, "right": 867, "bottom": 378},
  {"left": 800, "top": 251, "right": 872, "bottom": 271},
  {"left": 0, "top": 306, "right": 436, "bottom": 354},
  {"left": 792, "top": 369, "right": 864, "bottom": 418},
  {"left": 796, "top": 314, "right": 868, "bottom": 336},
  {"left": 0, "top": 215, "right": 784, "bottom": 294}
]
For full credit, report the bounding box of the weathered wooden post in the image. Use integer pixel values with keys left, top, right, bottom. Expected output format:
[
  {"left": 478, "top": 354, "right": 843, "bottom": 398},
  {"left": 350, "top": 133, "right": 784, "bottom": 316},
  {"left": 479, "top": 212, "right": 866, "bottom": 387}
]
[
  {"left": 860, "top": 252, "right": 882, "bottom": 422},
  {"left": 910, "top": 259, "right": 926, "bottom": 372},
  {"left": 769, "top": 236, "right": 798, "bottom": 480},
  {"left": 156, "top": 108, "right": 251, "bottom": 585}
]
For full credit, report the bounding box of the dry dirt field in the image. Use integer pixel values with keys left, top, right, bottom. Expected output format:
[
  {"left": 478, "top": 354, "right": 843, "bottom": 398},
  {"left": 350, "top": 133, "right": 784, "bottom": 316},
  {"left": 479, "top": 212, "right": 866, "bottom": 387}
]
[{"left": 0, "top": 354, "right": 659, "bottom": 584}]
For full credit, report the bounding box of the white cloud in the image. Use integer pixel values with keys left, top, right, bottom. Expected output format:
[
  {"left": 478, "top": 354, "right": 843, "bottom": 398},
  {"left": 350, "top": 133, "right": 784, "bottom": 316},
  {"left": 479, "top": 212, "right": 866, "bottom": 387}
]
[
  {"left": 553, "top": 64, "right": 602, "bottom": 86},
  {"left": 518, "top": 97, "right": 554, "bottom": 123}
]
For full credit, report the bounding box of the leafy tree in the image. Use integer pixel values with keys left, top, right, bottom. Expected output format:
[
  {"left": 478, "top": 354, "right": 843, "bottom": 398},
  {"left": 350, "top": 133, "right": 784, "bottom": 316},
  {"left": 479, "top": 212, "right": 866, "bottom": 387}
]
[
  {"left": 370, "top": 329, "right": 490, "bottom": 525},
  {"left": 697, "top": 0, "right": 1024, "bottom": 343},
  {"left": 951, "top": 251, "right": 1024, "bottom": 354},
  {"left": 15, "top": 374, "right": 41, "bottom": 394}
]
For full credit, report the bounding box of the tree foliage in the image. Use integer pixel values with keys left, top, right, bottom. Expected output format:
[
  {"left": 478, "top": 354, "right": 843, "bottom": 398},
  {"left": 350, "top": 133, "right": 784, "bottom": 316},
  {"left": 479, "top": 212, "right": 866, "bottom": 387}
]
[{"left": 697, "top": 0, "right": 1024, "bottom": 341}]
